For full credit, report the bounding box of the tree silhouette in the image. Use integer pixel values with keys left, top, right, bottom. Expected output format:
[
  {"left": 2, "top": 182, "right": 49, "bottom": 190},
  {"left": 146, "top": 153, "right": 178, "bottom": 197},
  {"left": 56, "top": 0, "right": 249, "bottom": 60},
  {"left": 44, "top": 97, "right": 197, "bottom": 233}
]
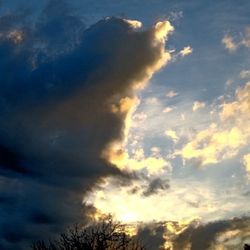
[
  {"left": 245, "top": 244, "right": 250, "bottom": 250},
  {"left": 31, "top": 215, "right": 145, "bottom": 250}
]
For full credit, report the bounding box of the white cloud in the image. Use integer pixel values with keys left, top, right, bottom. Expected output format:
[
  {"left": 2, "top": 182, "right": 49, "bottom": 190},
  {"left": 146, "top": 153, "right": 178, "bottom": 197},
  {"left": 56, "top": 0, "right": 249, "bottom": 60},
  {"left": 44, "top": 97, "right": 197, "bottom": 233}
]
[
  {"left": 133, "top": 112, "right": 147, "bottom": 122},
  {"left": 192, "top": 101, "right": 205, "bottom": 111},
  {"left": 166, "top": 90, "right": 178, "bottom": 98},
  {"left": 222, "top": 35, "right": 238, "bottom": 52},
  {"left": 163, "top": 106, "right": 174, "bottom": 113},
  {"left": 150, "top": 147, "right": 161, "bottom": 156},
  {"left": 124, "top": 19, "right": 142, "bottom": 29},
  {"left": 179, "top": 82, "right": 250, "bottom": 167},
  {"left": 180, "top": 113, "right": 185, "bottom": 121},
  {"left": 165, "top": 129, "right": 179, "bottom": 143},
  {"left": 146, "top": 97, "right": 159, "bottom": 104},
  {"left": 7, "top": 29, "right": 24, "bottom": 44},
  {"left": 226, "top": 79, "right": 233, "bottom": 86},
  {"left": 240, "top": 70, "right": 250, "bottom": 79},
  {"left": 243, "top": 153, "right": 250, "bottom": 178},
  {"left": 154, "top": 21, "right": 174, "bottom": 42},
  {"left": 85, "top": 178, "right": 250, "bottom": 224},
  {"left": 179, "top": 46, "right": 193, "bottom": 57},
  {"left": 222, "top": 27, "right": 250, "bottom": 52}
]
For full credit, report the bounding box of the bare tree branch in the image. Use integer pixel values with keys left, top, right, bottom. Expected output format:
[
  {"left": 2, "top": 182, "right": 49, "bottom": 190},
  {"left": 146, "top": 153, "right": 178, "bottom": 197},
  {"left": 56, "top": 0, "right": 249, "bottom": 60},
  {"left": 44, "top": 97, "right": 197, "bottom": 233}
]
[{"left": 31, "top": 215, "right": 145, "bottom": 250}]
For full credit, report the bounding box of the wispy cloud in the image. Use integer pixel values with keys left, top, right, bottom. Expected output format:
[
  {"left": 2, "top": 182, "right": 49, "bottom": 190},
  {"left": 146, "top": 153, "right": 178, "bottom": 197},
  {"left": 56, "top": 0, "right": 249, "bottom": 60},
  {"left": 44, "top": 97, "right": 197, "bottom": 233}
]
[
  {"left": 165, "top": 129, "right": 179, "bottom": 143},
  {"left": 179, "top": 82, "right": 250, "bottom": 168},
  {"left": 240, "top": 70, "right": 250, "bottom": 79},
  {"left": 166, "top": 90, "right": 178, "bottom": 98},
  {"left": 243, "top": 153, "right": 250, "bottom": 178},
  {"left": 179, "top": 46, "right": 193, "bottom": 57},
  {"left": 222, "top": 34, "right": 238, "bottom": 52},
  {"left": 222, "top": 27, "right": 250, "bottom": 52},
  {"left": 163, "top": 106, "right": 174, "bottom": 113},
  {"left": 192, "top": 101, "right": 205, "bottom": 111}
]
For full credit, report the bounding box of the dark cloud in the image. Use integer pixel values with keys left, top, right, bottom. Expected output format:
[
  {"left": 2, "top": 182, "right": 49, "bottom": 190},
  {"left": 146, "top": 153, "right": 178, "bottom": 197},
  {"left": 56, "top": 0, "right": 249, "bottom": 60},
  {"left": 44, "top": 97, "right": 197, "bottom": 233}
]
[
  {"left": 0, "top": 1, "right": 170, "bottom": 249},
  {"left": 142, "top": 178, "right": 170, "bottom": 197},
  {"left": 134, "top": 217, "right": 250, "bottom": 250},
  {"left": 137, "top": 223, "right": 166, "bottom": 250},
  {"left": 172, "top": 217, "right": 250, "bottom": 250},
  {"left": 35, "top": 0, "right": 84, "bottom": 57},
  {"left": 0, "top": 144, "right": 26, "bottom": 175}
]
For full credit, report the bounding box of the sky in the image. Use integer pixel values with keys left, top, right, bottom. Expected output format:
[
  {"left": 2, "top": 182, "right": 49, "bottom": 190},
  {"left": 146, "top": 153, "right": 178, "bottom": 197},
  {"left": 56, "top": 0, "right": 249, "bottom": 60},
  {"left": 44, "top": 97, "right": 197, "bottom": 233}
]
[{"left": 0, "top": 0, "right": 250, "bottom": 249}]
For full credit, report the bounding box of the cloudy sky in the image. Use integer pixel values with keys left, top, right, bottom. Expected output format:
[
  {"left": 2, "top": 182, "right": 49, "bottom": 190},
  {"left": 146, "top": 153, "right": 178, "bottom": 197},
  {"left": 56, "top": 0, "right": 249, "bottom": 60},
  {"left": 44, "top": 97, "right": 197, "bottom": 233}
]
[{"left": 0, "top": 0, "right": 250, "bottom": 249}]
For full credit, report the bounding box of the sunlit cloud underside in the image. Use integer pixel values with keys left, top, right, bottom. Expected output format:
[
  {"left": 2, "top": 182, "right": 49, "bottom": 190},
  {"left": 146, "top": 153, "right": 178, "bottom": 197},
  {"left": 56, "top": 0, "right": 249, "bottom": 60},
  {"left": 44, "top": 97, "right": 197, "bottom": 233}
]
[{"left": 85, "top": 21, "right": 250, "bottom": 238}]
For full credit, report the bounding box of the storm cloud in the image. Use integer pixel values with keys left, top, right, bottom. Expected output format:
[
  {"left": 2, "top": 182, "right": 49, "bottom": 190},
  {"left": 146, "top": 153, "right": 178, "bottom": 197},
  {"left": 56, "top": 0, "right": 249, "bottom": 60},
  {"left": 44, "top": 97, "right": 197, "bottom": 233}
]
[
  {"left": 172, "top": 217, "right": 250, "bottom": 250},
  {"left": 0, "top": 1, "right": 172, "bottom": 249},
  {"left": 133, "top": 217, "right": 250, "bottom": 250}
]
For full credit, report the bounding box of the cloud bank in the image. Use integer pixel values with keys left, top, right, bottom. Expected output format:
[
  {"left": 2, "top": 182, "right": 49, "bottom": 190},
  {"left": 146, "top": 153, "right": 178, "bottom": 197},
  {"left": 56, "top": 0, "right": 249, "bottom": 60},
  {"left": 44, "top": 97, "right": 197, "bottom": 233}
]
[
  {"left": 134, "top": 217, "right": 250, "bottom": 250},
  {"left": 0, "top": 1, "right": 173, "bottom": 249}
]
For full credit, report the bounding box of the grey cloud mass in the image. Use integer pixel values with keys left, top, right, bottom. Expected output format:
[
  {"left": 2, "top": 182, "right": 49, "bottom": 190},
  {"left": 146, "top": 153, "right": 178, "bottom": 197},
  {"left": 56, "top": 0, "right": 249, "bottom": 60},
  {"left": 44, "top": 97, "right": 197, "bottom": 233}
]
[
  {"left": 135, "top": 217, "right": 250, "bottom": 250},
  {"left": 0, "top": 1, "right": 168, "bottom": 249},
  {"left": 172, "top": 217, "right": 250, "bottom": 250},
  {"left": 142, "top": 178, "right": 170, "bottom": 197},
  {"left": 137, "top": 223, "right": 166, "bottom": 250}
]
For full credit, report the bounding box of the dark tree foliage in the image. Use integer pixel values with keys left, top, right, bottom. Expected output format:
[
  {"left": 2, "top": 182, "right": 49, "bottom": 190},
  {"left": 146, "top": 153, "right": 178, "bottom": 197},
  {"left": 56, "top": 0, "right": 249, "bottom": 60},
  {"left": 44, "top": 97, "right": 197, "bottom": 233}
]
[
  {"left": 245, "top": 244, "right": 250, "bottom": 250},
  {"left": 31, "top": 216, "right": 145, "bottom": 250}
]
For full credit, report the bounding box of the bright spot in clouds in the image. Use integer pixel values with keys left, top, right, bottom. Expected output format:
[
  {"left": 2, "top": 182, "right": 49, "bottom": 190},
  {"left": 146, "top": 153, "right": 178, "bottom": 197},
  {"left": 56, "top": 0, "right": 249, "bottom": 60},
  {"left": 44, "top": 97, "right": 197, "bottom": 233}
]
[
  {"left": 179, "top": 46, "right": 193, "bottom": 57},
  {"left": 124, "top": 19, "right": 142, "bottom": 29},
  {"left": 2, "top": 1, "right": 250, "bottom": 249},
  {"left": 88, "top": 70, "right": 250, "bottom": 231},
  {"left": 165, "top": 129, "right": 179, "bottom": 143}
]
